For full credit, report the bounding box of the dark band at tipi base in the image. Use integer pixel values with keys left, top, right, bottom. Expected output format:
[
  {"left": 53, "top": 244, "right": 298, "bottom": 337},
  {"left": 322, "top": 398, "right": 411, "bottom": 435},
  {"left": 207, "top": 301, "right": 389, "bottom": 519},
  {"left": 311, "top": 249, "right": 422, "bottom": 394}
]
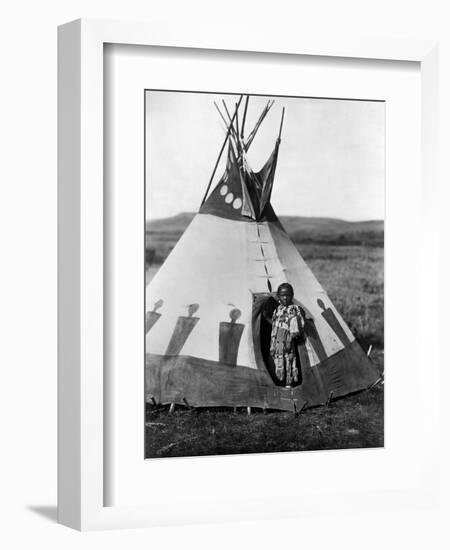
[{"left": 145, "top": 95, "right": 381, "bottom": 412}]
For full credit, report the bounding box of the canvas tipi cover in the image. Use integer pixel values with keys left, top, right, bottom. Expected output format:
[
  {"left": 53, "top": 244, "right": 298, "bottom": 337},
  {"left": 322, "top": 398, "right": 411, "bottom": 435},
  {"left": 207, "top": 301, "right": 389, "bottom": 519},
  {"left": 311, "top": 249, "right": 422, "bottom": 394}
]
[{"left": 145, "top": 98, "right": 379, "bottom": 412}]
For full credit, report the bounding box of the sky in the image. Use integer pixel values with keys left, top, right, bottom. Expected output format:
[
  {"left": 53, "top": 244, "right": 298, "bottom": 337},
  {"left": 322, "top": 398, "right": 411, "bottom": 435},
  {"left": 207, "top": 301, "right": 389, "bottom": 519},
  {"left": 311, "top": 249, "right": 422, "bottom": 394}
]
[{"left": 145, "top": 91, "right": 384, "bottom": 222}]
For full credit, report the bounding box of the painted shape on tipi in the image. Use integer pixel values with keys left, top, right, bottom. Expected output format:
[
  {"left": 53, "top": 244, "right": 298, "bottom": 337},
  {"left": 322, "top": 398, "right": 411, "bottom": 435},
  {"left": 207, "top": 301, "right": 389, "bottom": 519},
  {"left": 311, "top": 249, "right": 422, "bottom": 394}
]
[
  {"left": 317, "top": 298, "right": 351, "bottom": 347},
  {"left": 145, "top": 299, "right": 164, "bottom": 334},
  {"left": 218, "top": 307, "right": 245, "bottom": 365},
  {"left": 165, "top": 303, "right": 200, "bottom": 356}
]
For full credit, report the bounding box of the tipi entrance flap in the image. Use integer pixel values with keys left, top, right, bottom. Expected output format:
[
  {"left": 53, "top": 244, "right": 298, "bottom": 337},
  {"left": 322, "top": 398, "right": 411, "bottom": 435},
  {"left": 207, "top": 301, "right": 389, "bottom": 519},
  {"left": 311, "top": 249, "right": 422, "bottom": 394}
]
[{"left": 252, "top": 293, "right": 287, "bottom": 385}]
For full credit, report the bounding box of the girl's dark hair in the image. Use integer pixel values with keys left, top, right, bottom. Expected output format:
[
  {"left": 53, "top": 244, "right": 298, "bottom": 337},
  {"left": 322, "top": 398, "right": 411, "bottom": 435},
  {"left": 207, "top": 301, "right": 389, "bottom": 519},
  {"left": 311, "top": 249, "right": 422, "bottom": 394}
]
[{"left": 277, "top": 282, "right": 294, "bottom": 296}]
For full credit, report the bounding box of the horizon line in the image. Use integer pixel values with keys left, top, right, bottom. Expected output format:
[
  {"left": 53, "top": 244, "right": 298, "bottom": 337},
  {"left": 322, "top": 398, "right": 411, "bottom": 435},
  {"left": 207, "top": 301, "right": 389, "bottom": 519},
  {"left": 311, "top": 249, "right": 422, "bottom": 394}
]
[{"left": 145, "top": 211, "right": 385, "bottom": 224}]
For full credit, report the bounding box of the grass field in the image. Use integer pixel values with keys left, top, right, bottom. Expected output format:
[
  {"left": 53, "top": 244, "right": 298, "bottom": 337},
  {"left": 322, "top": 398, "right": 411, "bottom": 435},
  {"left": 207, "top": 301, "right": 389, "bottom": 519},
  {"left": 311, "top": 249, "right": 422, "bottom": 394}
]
[
  {"left": 145, "top": 215, "right": 384, "bottom": 458},
  {"left": 146, "top": 382, "right": 383, "bottom": 458}
]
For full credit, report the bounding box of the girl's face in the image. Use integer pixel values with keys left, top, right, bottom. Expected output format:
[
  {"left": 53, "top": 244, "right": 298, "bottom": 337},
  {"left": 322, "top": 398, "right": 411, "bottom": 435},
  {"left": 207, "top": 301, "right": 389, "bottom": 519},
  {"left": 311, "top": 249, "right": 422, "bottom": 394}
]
[{"left": 278, "top": 288, "right": 294, "bottom": 307}]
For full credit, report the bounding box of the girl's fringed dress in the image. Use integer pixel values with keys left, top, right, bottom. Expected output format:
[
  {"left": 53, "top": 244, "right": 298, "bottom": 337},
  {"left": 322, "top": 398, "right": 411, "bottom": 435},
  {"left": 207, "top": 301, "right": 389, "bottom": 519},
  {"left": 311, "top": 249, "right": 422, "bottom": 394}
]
[{"left": 270, "top": 304, "right": 304, "bottom": 386}]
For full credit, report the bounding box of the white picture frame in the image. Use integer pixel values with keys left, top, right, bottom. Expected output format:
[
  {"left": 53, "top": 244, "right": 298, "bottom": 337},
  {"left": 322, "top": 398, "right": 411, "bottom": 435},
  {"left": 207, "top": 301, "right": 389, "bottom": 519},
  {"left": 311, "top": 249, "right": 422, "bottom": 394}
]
[{"left": 58, "top": 18, "right": 439, "bottom": 530}]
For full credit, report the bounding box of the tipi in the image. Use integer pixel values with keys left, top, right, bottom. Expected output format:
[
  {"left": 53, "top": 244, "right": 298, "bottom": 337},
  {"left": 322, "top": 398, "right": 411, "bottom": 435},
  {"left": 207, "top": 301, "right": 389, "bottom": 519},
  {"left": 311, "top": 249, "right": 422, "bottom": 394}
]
[{"left": 145, "top": 96, "right": 380, "bottom": 412}]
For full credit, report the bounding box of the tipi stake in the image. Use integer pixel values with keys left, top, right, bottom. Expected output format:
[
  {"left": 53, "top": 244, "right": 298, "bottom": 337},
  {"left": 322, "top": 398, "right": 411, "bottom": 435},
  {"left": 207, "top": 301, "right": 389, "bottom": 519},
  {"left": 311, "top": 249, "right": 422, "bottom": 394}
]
[
  {"left": 183, "top": 397, "right": 191, "bottom": 410},
  {"left": 169, "top": 402, "right": 175, "bottom": 414},
  {"left": 367, "top": 376, "right": 383, "bottom": 390},
  {"left": 247, "top": 406, "right": 251, "bottom": 415},
  {"left": 326, "top": 391, "right": 334, "bottom": 408},
  {"left": 298, "top": 401, "right": 308, "bottom": 416},
  {"left": 150, "top": 396, "right": 157, "bottom": 406},
  {"left": 367, "top": 345, "right": 373, "bottom": 357}
]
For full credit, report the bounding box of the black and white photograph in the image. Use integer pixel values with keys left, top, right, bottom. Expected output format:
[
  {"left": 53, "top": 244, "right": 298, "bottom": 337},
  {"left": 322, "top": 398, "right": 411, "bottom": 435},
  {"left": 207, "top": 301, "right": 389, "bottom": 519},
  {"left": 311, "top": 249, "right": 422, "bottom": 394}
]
[{"left": 144, "top": 90, "right": 384, "bottom": 458}]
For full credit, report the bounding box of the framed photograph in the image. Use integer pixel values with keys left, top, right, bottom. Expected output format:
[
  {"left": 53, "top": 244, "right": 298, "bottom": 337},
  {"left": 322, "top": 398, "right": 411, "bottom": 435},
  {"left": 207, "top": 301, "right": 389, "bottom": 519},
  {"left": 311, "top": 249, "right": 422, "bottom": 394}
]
[{"left": 58, "top": 19, "right": 439, "bottom": 530}]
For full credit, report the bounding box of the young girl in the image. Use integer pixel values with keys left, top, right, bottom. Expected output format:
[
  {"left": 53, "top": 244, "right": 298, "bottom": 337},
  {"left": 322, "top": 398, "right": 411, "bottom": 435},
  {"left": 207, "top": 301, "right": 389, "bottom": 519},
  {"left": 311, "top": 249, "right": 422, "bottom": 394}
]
[{"left": 270, "top": 283, "right": 304, "bottom": 387}]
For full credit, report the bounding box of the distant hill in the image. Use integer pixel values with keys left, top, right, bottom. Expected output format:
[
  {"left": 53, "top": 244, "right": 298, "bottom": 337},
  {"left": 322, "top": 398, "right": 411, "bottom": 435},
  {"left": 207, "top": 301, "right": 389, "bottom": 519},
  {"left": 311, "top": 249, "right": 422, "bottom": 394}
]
[
  {"left": 279, "top": 216, "right": 383, "bottom": 236},
  {"left": 146, "top": 212, "right": 196, "bottom": 235},
  {"left": 146, "top": 212, "right": 384, "bottom": 244},
  {"left": 280, "top": 216, "right": 384, "bottom": 247},
  {"left": 145, "top": 212, "right": 383, "bottom": 265}
]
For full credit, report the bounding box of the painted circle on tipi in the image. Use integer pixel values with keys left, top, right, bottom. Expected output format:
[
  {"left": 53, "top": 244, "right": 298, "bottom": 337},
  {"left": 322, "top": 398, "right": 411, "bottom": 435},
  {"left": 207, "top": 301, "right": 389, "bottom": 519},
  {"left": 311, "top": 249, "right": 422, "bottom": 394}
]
[
  {"left": 225, "top": 193, "right": 234, "bottom": 204},
  {"left": 220, "top": 185, "right": 228, "bottom": 196},
  {"left": 232, "top": 197, "right": 242, "bottom": 210}
]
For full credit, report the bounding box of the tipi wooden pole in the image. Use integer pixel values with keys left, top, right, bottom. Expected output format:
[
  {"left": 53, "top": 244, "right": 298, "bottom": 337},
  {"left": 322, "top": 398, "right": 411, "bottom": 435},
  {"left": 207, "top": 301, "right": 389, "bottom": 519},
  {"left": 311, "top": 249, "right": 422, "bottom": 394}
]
[
  {"left": 245, "top": 100, "right": 274, "bottom": 151},
  {"left": 235, "top": 102, "right": 240, "bottom": 145},
  {"left": 214, "top": 101, "right": 238, "bottom": 141},
  {"left": 222, "top": 100, "right": 240, "bottom": 145},
  {"left": 278, "top": 107, "right": 285, "bottom": 141},
  {"left": 200, "top": 95, "right": 243, "bottom": 206},
  {"left": 241, "top": 95, "right": 249, "bottom": 138},
  {"left": 214, "top": 101, "right": 230, "bottom": 130},
  {"left": 221, "top": 100, "right": 233, "bottom": 125}
]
